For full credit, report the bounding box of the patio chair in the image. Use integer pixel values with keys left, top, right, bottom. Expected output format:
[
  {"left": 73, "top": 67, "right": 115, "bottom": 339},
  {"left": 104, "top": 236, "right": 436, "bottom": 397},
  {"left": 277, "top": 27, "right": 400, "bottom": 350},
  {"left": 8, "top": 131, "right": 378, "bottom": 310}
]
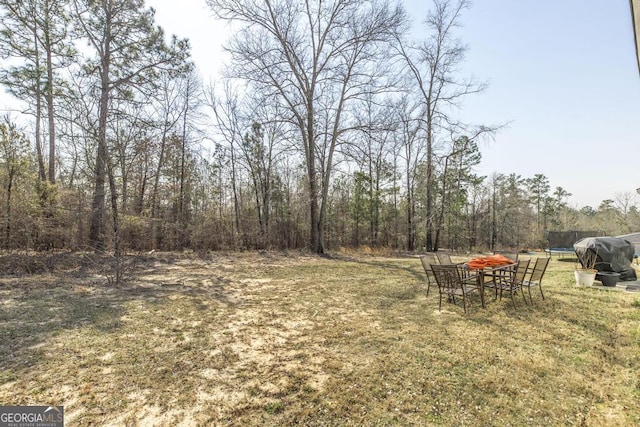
[
  {"left": 436, "top": 252, "right": 453, "bottom": 264},
  {"left": 522, "top": 257, "right": 550, "bottom": 303},
  {"left": 436, "top": 252, "right": 466, "bottom": 265},
  {"left": 431, "top": 264, "right": 483, "bottom": 313},
  {"left": 419, "top": 254, "right": 438, "bottom": 296},
  {"left": 487, "top": 259, "right": 529, "bottom": 308}
]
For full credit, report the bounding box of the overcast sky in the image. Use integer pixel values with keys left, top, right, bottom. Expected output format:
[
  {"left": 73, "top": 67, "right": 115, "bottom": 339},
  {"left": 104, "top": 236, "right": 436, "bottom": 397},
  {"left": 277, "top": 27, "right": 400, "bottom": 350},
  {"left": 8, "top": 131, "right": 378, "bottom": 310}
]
[{"left": 3, "top": 0, "right": 638, "bottom": 209}]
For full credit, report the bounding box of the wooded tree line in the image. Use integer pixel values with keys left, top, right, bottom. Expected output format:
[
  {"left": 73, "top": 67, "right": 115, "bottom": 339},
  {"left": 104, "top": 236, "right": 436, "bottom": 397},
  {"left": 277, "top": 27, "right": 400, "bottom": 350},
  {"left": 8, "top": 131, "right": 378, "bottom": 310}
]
[{"left": 1, "top": 0, "right": 639, "bottom": 255}]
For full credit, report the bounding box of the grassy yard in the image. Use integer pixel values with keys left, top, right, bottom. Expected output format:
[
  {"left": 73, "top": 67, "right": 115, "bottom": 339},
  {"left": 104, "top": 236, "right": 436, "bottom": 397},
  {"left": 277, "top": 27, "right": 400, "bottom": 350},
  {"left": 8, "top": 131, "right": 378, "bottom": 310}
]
[{"left": 1, "top": 251, "right": 639, "bottom": 426}]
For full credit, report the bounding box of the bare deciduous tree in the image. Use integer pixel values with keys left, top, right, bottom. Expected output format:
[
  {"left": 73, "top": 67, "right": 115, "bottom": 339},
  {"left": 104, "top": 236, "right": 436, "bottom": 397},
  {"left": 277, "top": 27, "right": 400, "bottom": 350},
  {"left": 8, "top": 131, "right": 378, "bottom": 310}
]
[
  {"left": 207, "top": 0, "right": 407, "bottom": 253},
  {"left": 204, "top": 81, "right": 246, "bottom": 246},
  {"left": 393, "top": 0, "right": 487, "bottom": 251}
]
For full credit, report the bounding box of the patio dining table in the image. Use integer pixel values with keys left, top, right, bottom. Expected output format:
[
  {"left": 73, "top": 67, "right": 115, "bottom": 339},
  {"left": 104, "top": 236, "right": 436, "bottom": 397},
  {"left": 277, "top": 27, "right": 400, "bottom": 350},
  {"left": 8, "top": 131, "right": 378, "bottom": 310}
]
[{"left": 464, "top": 255, "right": 517, "bottom": 295}]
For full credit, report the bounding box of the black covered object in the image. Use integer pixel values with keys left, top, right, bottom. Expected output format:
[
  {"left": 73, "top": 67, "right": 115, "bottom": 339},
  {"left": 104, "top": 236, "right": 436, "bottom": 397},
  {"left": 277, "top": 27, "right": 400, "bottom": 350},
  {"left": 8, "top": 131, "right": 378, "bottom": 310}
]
[{"left": 573, "top": 237, "right": 637, "bottom": 281}]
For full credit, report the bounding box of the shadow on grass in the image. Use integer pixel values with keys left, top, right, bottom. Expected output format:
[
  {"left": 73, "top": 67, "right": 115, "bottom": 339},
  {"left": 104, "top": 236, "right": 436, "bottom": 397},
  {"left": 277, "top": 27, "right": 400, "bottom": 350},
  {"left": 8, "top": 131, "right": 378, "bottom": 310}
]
[{"left": 0, "top": 269, "right": 237, "bottom": 379}]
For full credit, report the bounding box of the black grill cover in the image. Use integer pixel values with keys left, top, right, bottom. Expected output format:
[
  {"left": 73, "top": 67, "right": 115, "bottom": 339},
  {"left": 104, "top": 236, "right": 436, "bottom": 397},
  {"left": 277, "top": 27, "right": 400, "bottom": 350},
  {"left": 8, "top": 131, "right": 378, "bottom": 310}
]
[{"left": 573, "top": 237, "right": 637, "bottom": 281}]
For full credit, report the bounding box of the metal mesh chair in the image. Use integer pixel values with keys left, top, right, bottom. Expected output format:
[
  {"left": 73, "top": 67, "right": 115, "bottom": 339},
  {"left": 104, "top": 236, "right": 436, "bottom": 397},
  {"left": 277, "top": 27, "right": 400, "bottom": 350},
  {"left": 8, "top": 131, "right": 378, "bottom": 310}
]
[
  {"left": 436, "top": 252, "right": 453, "bottom": 264},
  {"left": 522, "top": 257, "right": 550, "bottom": 303},
  {"left": 432, "top": 264, "right": 483, "bottom": 313},
  {"left": 419, "top": 254, "right": 438, "bottom": 296},
  {"left": 486, "top": 259, "right": 529, "bottom": 308}
]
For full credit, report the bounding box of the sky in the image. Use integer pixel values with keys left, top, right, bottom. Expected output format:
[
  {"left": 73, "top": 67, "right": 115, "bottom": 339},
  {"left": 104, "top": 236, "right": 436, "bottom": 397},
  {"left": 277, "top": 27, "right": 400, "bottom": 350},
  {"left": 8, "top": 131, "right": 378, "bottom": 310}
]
[
  {"left": 145, "top": 0, "right": 640, "bottom": 209},
  {"left": 3, "top": 0, "right": 639, "bottom": 209}
]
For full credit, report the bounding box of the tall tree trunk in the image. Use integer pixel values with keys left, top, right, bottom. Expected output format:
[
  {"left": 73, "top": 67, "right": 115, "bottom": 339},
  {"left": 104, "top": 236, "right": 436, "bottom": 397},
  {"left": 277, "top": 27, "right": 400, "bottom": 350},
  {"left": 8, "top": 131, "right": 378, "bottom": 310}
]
[
  {"left": 434, "top": 156, "right": 450, "bottom": 251},
  {"left": 106, "top": 151, "right": 122, "bottom": 283},
  {"left": 262, "top": 180, "right": 270, "bottom": 246},
  {"left": 119, "top": 149, "right": 128, "bottom": 213},
  {"left": 491, "top": 190, "right": 497, "bottom": 251},
  {"left": 179, "top": 90, "right": 189, "bottom": 248},
  {"left": 261, "top": 135, "right": 272, "bottom": 247},
  {"left": 34, "top": 100, "right": 46, "bottom": 182},
  {"left": 309, "top": 166, "right": 321, "bottom": 253},
  {"left": 33, "top": 33, "right": 46, "bottom": 182},
  {"left": 229, "top": 141, "right": 242, "bottom": 246},
  {"left": 150, "top": 128, "right": 168, "bottom": 250},
  {"left": 44, "top": 0, "right": 56, "bottom": 184},
  {"left": 369, "top": 156, "right": 375, "bottom": 246},
  {"left": 406, "top": 182, "right": 414, "bottom": 252},
  {"left": 88, "top": 50, "right": 111, "bottom": 253},
  {"left": 305, "top": 107, "right": 322, "bottom": 253},
  {"left": 425, "top": 116, "right": 435, "bottom": 251},
  {"left": 4, "top": 170, "right": 14, "bottom": 249},
  {"left": 318, "top": 78, "right": 350, "bottom": 254},
  {"left": 393, "top": 167, "right": 399, "bottom": 249},
  {"left": 135, "top": 146, "right": 149, "bottom": 215},
  {"left": 89, "top": 113, "right": 107, "bottom": 252}
]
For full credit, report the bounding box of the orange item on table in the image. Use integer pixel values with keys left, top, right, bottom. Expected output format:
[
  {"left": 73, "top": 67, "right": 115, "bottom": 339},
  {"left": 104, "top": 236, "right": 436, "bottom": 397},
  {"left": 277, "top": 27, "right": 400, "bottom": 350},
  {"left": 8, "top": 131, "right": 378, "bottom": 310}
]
[{"left": 465, "top": 254, "right": 513, "bottom": 270}]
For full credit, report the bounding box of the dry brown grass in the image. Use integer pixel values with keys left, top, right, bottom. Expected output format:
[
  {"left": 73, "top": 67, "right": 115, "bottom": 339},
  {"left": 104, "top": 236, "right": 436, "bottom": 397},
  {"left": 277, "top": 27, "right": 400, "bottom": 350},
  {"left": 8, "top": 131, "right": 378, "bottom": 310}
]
[{"left": 0, "top": 251, "right": 639, "bottom": 426}]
